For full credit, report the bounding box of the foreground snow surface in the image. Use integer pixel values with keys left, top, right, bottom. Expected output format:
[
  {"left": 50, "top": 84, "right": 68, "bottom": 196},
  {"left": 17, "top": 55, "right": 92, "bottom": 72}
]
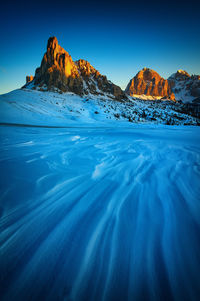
[{"left": 0, "top": 124, "right": 200, "bottom": 301}]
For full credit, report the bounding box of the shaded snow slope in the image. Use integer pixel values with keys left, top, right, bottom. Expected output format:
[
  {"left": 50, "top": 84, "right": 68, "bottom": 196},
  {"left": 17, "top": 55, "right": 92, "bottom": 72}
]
[
  {"left": 0, "top": 88, "right": 199, "bottom": 126},
  {"left": 0, "top": 125, "right": 200, "bottom": 301}
]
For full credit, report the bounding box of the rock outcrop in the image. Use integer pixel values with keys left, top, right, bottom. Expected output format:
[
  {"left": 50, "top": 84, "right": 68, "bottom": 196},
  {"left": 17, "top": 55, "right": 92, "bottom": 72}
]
[
  {"left": 26, "top": 76, "right": 34, "bottom": 84},
  {"left": 75, "top": 59, "right": 126, "bottom": 99},
  {"left": 125, "top": 68, "right": 175, "bottom": 100},
  {"left": 26, "top": 37, "right": 127, "bottom": 100}
]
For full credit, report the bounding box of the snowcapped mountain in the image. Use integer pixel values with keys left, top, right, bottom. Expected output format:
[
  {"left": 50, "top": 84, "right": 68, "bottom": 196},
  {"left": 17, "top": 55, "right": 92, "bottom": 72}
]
[
  {"left": 168, "top": 70, "right": 200, "bottom": 103},
  {"left": 1, "top": 36, "right": 199, "bottom": 125},
  {"left": 23, "top": 36, "right": 200, "bottom": 107},
  {"left": 25, "top": 37, "right": 127, "bottom": 101},
  {"left": 125, "top": 68, "right": 200, "bottom": 105}
]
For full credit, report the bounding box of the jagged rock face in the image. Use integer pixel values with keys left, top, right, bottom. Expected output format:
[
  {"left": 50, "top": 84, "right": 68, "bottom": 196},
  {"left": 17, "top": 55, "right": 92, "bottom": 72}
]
[
  {"left": 125, "top": 68, "right": 174, "bottom": 99},
  {"left": 34, "top": 37, "right": 83, "bottom": 94},
  {"left": 30, "top": 37, "right": 126, "bottom": 100},
  {"left": 76, "top": 59, "right": 101, "bottom": 78},
  {"left": 26, "top": 76, "right": 34, "bottom": 84},
  {"left": 168, "top": 70, "right": 200, "bottom": 102},
  {"left": 75, "top": 59, "right": 126, "bottom": 100}
]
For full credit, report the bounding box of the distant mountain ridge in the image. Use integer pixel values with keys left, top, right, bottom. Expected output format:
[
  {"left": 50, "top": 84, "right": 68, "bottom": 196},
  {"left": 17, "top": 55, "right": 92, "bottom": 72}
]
[
  {"left": 25, "top": 37, "right": 200, "bottom": 103},
  {"left": 125, "top": 68, "right": 200, "bottom": 103}
]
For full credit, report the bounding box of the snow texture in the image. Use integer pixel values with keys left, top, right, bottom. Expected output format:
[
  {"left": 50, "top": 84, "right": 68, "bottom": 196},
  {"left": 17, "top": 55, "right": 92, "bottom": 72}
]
[
  {"left": 0, "top": 88, "right": 199, "bottom": 126},
  {"left": 0, "top": 89, "right": 200, "bottom": 300}
]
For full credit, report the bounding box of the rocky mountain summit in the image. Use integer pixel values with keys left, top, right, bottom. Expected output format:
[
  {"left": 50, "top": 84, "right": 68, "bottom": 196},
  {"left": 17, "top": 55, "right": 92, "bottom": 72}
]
[
  {"left": 125, "top": 68, "right": 175, "bottom": 100},
  {"left": 24, "top": 37, "right": 199, "bottom": 106},
  {"left": 125, "top": 68, "right": 200, "bottom": 104},
  {"left": 25, "top": 37, "right": 126, "bottom": 100},
  {"left": 168, "top": 70, "right": 200, "bottom": 102},
  {"left": 169, "top": 70, "right": 190, "bottom": 81}
]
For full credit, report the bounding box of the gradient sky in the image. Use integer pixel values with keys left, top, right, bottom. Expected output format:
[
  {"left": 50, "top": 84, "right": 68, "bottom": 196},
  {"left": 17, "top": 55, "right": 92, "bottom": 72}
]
[{"left": 0, "top": 0, "right": 200, "bottom": 94}]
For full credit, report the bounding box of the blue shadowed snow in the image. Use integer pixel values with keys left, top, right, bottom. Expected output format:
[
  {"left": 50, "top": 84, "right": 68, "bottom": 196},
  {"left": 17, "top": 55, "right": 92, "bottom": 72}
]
[{"left": 0, "top": 125, "right": 200, "bottom": 301}]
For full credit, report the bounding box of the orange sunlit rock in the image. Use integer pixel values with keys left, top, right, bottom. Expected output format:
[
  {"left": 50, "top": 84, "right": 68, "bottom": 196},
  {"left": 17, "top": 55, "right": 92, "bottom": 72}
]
[
  {"left": 125, "top": 68, "right": 173, "bottom": 98},
  {"left": 32, "top": 36, "right": 127, "bottom": 100},
  {"left": 26, "top": 75, "right": 34, "bottom": 83}
]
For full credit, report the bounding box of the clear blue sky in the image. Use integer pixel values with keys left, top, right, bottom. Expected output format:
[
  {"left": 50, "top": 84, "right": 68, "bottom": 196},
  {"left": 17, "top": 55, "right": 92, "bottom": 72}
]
[{"left": 0, "top": 0, "right": 200, "bottom": 94}]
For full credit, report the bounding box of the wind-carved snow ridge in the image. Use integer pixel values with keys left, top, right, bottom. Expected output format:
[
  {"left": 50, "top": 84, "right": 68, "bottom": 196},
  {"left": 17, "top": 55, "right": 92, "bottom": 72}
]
[
  {"left": 0, "top": 125, "right": 200, "bottom": 301},
  {"left": 92, "top": 161, "right": 107, "bottom": 179}
]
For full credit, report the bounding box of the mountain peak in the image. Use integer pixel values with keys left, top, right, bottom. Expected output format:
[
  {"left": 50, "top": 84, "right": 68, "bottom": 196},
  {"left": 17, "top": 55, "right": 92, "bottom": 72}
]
[
  {"left": 137, "top": 68, "right": 161, "bottom": 81},
  {"left": 75, "top": 59, "right": 101, "bottom": 78},
  {"left": 177, "top": 69, "right": 189, "bottom": 75},
  {"left": 168, "top": 70, "right": 190, "bottom": 82},
  {"left": 125, "top": 68, "right": 175, "bottom": 99},
  {"left": 25, "top": 37, "right": 126, "bottom": 100},
  {"left": 142, "top": 67, "right": 154, "bottom": 72},
  {"left": 47, "top": 36, "right": 58, "bottom": 50},
  {"left": 168, "top": 70, "right": 200, "bottom": 101}
]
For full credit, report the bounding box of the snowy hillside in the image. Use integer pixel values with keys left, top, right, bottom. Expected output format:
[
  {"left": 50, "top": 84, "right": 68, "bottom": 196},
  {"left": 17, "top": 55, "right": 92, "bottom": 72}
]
[
  {"left": 0, "top": 88, "right": 199, "bottom": 126},
  {"left": 1, "top": 84, "right": 200, "bottom": 301},
  {"left": 0, "top": 123, "right": 200, "bottom": 301}
]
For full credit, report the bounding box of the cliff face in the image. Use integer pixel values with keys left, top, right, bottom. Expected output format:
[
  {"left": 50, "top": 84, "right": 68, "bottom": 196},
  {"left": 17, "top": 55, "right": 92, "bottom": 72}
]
[
  {"left": 28, "top": 37, "right": 126, "bottom": 100},
  {"left": 75, "top": 59, "right": 126, "bottom": 99},
  {"left": 125, "top": 68, "right": 175, "bottom": 100},
  {"left": 34, "top": 37, "right": 83, "bottom": 95}
]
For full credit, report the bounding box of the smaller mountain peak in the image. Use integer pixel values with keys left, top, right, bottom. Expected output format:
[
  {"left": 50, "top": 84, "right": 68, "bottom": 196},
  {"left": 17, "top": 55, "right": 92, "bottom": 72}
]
[
  {"left": 125, "top": 68, "right": 172, "bottom": 98},
  {"left": 76, "top": 59, "right": 91, "bottom": 67},
  {"left": 76, "top": 59, "right": 88, "bottom": 64},
  {"left": 177, "top": 69, "right": 187, "bottom": 74},
  {"left": 47, "top": 36, "right": 58, "bottom": 50},
  {"left": 176, "top": 70, "right": 190, "bottom": 77}
]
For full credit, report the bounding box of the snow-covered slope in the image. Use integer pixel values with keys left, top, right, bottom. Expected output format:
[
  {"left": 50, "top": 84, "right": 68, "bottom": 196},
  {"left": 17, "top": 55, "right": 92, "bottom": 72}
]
[
  {"left": 0, "top": 124, "right": 200, "bottom": 301},
  {"left": 1, "top": 84, "right": 200, "bottom": 300},
  {"left": 0, "top": 88, "right": 199, "bottom": 126}
]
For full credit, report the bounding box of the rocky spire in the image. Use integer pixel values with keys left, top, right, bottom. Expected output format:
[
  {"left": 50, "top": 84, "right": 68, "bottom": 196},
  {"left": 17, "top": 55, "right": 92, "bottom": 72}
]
[
  {"left": 28, "top": 37, "right": 126, "bottom": 100},
  {"left": 34, "top": 36, "right": 82, "bottom": 94}
]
